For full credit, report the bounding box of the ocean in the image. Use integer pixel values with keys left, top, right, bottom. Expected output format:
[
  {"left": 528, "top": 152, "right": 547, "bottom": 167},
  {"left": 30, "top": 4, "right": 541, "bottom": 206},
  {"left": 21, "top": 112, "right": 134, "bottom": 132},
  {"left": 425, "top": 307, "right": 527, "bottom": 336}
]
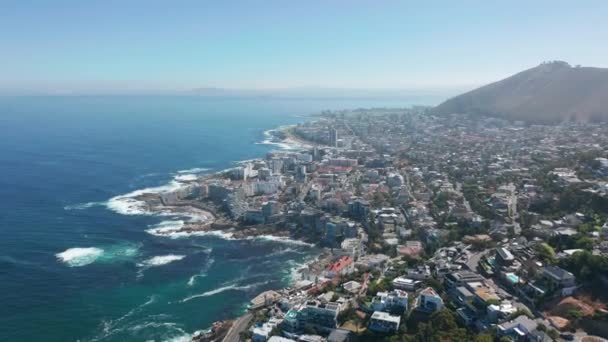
[{"left": 0, "top": 95, "right": 441, "bottom": 341}]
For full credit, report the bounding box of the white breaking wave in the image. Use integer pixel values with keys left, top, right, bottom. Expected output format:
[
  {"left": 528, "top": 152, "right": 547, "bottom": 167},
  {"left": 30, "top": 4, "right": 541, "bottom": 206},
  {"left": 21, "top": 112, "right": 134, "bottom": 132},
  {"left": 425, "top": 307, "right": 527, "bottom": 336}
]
[
  {"left": 177, "top": 167, "right": 209, "bottom": 174},
  {"left": 88, "top": 295, "right": 189, "bottom": 342},
  {"left": 164, "top": 333, "right": 193, "bottom": 342},
  {"left": 145, "top": 221, "right": 227, "bottom": 239},
  {"left": 63, "top": 201, "right": 105, "bottom": 210},
  {"left": 256, "top": 126, "right": 305, "bottom": 150},
  {"left": 181, "top": 280, "right": 270, "bottom": 303},
  {"left": 145, "top": 220, "right": 312, "bottom": 246},
  {"left": 106, "top": 180, "right": 184, "bottom": 215},
  {"left": 56, "top": 243, "right": 141, "bottom": 268},
  {"left": 56, "top": 247, "right": 104, "bottom": 267},
  {"left": 287, "top": 256, "right": 318, "bottom": 283},
  {"left": 145, "top": 220, "right": 185, "bottom": 237},
  {"left": 187, "top": 273, "right": 206, "bottom": 287},
  {"left": 166, "top": 230, "right": 236, "bottom": 240},
  {"left": 250, "top": 235, "right": 314, "bottom": 247},
  {"left": 187, "top": 256, "right": 215, "bottom": 286},
  {"left": 137, "top": 255, "right": 186, "bottom": 267},
  {"left": 173, "top": 174, "right": 198, "bottom": 182},
  {"left": 107, "top": 166, "right": 208, "bottom": 216}
]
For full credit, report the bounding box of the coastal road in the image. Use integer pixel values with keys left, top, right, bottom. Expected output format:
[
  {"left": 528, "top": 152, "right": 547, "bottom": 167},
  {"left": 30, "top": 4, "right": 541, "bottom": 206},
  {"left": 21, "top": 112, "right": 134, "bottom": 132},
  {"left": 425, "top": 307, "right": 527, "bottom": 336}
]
[{"left": 222, "top": 313, "right": 252, "bottom": 342}]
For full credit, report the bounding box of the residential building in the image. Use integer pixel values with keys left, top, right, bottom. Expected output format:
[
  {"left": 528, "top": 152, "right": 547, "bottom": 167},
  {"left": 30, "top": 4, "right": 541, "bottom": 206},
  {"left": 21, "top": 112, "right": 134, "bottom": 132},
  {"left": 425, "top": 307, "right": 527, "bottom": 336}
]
[
  {"left": 497, "top": 315, "right": 537, "bottom": 341},
  {"left": 325, "top": 256, "right": 354, "bottom": 278},
  {"left": 371, "top": 290, "right": 408, "bottom": 313},
  {"left": 392, "top": 277, "right": 421, "bottom": 291},
  {"left": 416, "top": 287, "right": 444, "bottom": 313},
  {"left": 368, "top": 311, "right": 401, "bottom": 334},
  {"left": 443, "top": 271, "right": 485, "bottom": 290}
]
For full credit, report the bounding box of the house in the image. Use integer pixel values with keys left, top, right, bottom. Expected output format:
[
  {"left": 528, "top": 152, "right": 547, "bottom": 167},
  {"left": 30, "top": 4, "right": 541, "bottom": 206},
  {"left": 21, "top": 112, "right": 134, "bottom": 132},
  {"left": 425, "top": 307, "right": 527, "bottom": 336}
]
[
  {"left": 355, "top": 254, "right": 390, "bottom": 270},
  {"left": 368, "top": 311, "right": 401, "bottom": 334},
  {"left": 392, "top": 277, "right": 422, "bottom": 291},
  {"left": 406, "top": 265, "right": 432, "bottom": 280},
  {"left": 253, "top": 317, "right": 282, "bottom": 342},
  {"left": 449, "top": 286, "right": 474, "bottom": 305},
  {"left": 299, "top": 335, "right": 324, "bottom": 342},
  {"left": 472, "top": 284, "right": 501, "bottom": 306},
  {"left": 268, "top": 337, "right": 296, "bottom": 342},
  {"left": 542, "top": 265, "right": 576, "bottom": 294},
  {"left": 496, "top": 247, "right": 515, "bottom": 266},
  {"left": 487, "top": 301, "right": 517, "bottom": 322},
  {"left": 371, "top": 290, "right": 408, "bottom": 313},
  {"left": 325, "top": 256, "right": 355, "bottom": 278},
  {"left": 398, "top": 241, "right": 423, "bottom": 258},
  {"left": 298, "top": 301, "right": 341, "bottom": 333},
  {"left": 328, "top": 329, "right": 352, "bottom": 342},
  {"left": 497, "top": 315, "right": 537, "bottom": 341},
  {"left": 252, "top": 324, "right": 273, "bottom": 342},
  {"left": 443, "top": 270, "right": 485, "bottom": 290},
  {"left": 415, "top": 287, "right": 444, "bottom": 313},
  {"left": 456, "top": 305, "right": 478, "bottom": 326},
  {"left": 342, "top": 280, "right": 361, "bottom": 295}
]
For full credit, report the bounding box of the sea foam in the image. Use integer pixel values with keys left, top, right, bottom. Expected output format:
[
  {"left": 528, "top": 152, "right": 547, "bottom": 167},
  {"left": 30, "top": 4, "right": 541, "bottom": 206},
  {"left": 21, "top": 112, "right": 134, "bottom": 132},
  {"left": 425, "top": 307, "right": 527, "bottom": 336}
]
[
  {"left": 145, "top": 220, "right": 185, "bottom": 237},
  {"left": 173, "top": 174, "right": 198, "bottom": 182},
  {"left": 107, "top": 166, "right": 209, "bottom": 216},
  {"left": 63, "top": 201, "right": 105, "bottom": 211},
  {"left": 56, "top": 247, "right": 104, "bottom": 267},
  {"left": 177, "top": 167, "right": 209, "bottom": 174},
  {"left": 106, "top": 180, "right": 184, "bottom": 215},
  {"left": 186, "top": 256, "right": 215, "bottom": 287},
  {"left": 56, "top": 243, "right": 141, "bottom": 267},
  {"left": 251, "top": 235, "right": 314, "bottom": 247},
  {"left": 137, "top": 255, "right": 186, "bottom": 267},
  {"left": 181, "top": 280, "right": 270, "bottom": 303}
]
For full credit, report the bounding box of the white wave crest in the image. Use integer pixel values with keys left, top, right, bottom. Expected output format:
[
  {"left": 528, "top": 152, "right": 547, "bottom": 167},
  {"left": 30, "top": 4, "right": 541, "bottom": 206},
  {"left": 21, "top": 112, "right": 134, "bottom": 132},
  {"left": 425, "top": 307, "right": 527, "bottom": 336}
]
[
  {"left": 64, "top": 201, "right": 105, "bottom": 210},
  {"left": 145, "top": 221, "right": 227, "bottom": 239},
  {"left": 256, "top": 126, "right": 306, "bottom": 150},
  {"left": 164, "top": 333, "right": 193, "bottom": 342},
  {"left": 187, "top": 256, "right": 215, "bottom": 286},
  {"left": 251, "top": 235, "right": 314, "bottom": 247},
  {"left": 56, "top": 247, "right": 104, "bottom": 267},
  {"left": 106, "top": 181, "right": 184, "bottom": 215},
  {"left": 137, "top": 255, "right": 186, "bottom": 267},
  {"left": 181, "top": 280, "right": 270, "bottom": 303},
  {"left": 186, "top": 273, "right": 207, "bottom": 287},
  {"left": 177, "top": 167, "right": 209, "bottom": 174},
  {"left": 56, "top": 243, "right": 141, "bottom": 267},
  {"left": 164, "top": 230, "right": 236, "bottom": 240},
  {"left": 145, "top": 220, "right": 185, "bottom": 237},
  {"left": 174, "top": 174, "right": 198, "bottom": 182}
]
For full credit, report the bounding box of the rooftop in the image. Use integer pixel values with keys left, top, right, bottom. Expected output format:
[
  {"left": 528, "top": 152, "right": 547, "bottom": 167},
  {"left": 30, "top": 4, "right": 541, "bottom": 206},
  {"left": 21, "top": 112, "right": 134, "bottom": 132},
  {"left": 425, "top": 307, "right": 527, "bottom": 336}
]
[{"left": 371, "top": 311, "right": 401, "bottom": 323}]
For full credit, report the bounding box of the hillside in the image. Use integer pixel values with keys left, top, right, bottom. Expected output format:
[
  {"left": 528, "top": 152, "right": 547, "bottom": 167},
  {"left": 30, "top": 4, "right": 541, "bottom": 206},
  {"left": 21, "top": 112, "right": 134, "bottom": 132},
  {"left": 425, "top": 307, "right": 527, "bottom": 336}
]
[{"left": 433, "top": 61, "right": 608, "bottom": 123}]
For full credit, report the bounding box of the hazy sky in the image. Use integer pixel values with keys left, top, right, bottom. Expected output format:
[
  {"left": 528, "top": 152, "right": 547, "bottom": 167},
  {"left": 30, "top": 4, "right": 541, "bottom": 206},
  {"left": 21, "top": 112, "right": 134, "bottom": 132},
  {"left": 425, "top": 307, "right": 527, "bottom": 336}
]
[{"left": 1, "top": 0, "right": 607, "bottom": 94}]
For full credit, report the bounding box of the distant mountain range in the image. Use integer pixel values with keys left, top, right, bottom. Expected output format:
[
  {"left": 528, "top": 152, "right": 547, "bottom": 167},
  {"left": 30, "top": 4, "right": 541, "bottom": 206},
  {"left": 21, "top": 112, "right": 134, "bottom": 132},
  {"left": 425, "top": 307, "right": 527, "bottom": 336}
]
[{"left": 433, "top": 61, "right": 608, "bottom": 123}]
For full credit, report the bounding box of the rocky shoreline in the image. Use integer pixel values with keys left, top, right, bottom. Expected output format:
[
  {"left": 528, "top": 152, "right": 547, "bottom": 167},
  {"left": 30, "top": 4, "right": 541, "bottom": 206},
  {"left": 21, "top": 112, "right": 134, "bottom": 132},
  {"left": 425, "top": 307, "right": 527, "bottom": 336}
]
[{"left": 125, "top": 124, "right": 327, "bottom": 341}]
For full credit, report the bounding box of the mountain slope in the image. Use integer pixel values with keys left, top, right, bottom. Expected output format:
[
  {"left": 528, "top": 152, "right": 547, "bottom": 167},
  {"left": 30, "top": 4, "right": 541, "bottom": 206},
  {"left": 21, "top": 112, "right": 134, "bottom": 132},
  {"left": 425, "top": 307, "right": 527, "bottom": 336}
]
[{"left": 433, "top": 61, "right": 608, "bottom": 123}]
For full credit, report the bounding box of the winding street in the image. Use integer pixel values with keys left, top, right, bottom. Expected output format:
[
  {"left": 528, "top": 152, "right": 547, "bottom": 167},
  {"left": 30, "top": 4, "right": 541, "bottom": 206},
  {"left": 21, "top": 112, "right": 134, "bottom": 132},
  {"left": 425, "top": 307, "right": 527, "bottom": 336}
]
[{"left": 222, "top": 313, "right": 253, "bottom": 342}]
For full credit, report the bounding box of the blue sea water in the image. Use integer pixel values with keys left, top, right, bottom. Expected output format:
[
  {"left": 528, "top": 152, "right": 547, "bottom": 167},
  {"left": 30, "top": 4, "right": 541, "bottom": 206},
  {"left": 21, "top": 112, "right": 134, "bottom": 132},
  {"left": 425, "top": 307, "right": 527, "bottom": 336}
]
[{"left": 0, "top": 95, "right": 441, "bottom": 341}]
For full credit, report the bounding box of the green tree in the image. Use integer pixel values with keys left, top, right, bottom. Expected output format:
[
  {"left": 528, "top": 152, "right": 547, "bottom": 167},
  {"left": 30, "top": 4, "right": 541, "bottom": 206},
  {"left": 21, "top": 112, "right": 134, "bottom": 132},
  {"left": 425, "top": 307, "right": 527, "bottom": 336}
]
[
  {"left": 547, "top": 329, "right": 560, "bottom": 340},
  {"left": 536, "top": 242, "right": 556, "bottom": 262},
  {"left": 474, "top": 334, "right": 494, "bottom": 342}
]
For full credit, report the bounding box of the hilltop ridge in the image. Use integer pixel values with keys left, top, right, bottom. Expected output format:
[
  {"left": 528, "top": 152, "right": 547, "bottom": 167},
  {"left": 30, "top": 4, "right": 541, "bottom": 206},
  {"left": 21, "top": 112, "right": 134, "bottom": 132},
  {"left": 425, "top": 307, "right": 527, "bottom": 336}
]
[{"left": 433, "top": 61, "right": 608, "bottom": 123}]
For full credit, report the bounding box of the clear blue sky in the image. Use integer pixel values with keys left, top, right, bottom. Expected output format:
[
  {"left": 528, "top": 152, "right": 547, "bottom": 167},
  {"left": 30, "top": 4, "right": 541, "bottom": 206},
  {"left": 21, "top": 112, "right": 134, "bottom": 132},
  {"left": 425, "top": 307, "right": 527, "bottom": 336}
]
[{"left": 1, "top": 0, "right": 607, "bottom": 94}]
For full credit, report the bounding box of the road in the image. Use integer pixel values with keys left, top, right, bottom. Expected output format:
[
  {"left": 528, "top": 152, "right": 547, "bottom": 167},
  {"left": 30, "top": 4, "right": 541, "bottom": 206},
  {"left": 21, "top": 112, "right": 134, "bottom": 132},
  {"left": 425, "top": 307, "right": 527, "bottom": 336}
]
[
  {"left": 466, "top": 248, "right": 491, "bottom": 271},
  {"left": 222, "top": 313, "right": 253, "bottom": 342}
]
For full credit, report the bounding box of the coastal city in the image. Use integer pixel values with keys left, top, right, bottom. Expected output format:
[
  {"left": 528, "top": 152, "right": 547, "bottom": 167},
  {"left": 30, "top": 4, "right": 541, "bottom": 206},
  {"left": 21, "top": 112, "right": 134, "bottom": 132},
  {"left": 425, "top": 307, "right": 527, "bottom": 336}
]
[
  {"left": 134, "top": 108, "right": 608, "bottom": 342},
  {"left": 6, "top": 3, "right": 608, "bottom": 342}
]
